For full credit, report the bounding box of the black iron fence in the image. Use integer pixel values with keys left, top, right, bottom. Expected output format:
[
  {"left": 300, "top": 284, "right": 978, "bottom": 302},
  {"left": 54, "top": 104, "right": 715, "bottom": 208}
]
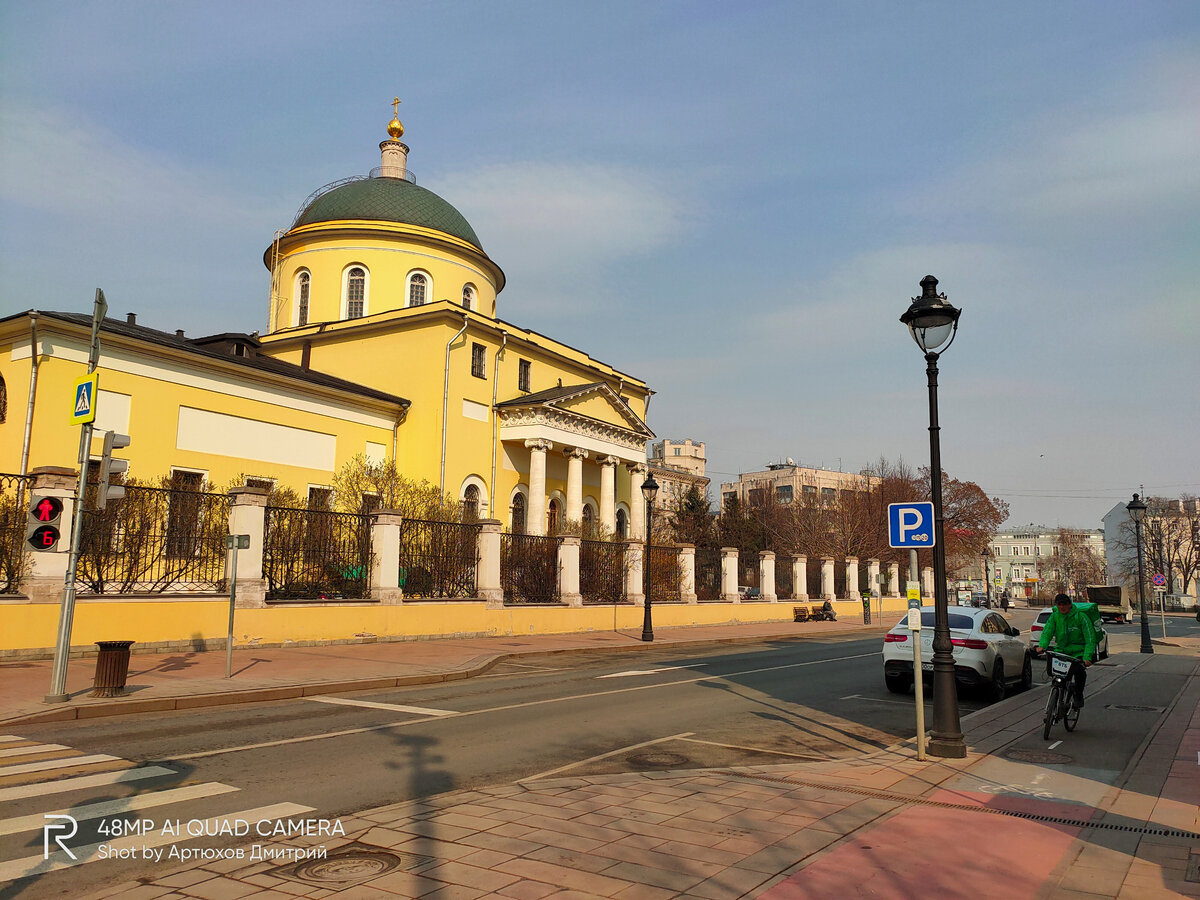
[
  {"left": 501, "top": 532, "right": 561, "bottom": 604},
  {"left": 775, "top": 554, "right": 794, "bottom": 599},
  {"left": 581, "top": 538, "right": 627, "bottom": 604},
  {"left": 737, "top": 553, "right": 759, "bottom": 591},
  {"left": 647, "top": 545, "right": 682, "bottom": 603},
  {"left": 77, "top": 484, "right": 230, "bottom": 594},
  {"left": 398, "top": 518, "right": 480, "bottom": 599},
  {"left": 0, "top": 473, "right": 31, "bottom": 594},
  {"left": 695, "top": 547, "right": 721, "bottom": 602},
  {"left": 263, "top": 506, "right": 371, "bottom": 600}
]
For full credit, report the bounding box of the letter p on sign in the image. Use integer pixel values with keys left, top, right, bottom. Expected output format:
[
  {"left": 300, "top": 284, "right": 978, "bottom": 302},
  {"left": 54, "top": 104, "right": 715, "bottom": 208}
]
[{"left": 888, "top": 502, "right": 935, "bottom": 549}]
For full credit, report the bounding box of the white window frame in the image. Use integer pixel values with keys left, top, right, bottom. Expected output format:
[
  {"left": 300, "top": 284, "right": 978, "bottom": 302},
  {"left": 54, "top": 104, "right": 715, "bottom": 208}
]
[
  {"left": 406, "top": 270, "right": 431, "bottom": 308},
  {"left": 294, "top": 269, "right": 311, "bottom": 327},
  {"left": 462, "top": 283, "right": 476, "bottom": 311},
  {"left": 341, "top": 265, "right": 370, "bottom": 319},
  {"left": 459, "top": 474, "right": 490, "bottom": 518},
  {"left": 509, "top": 485, "right": 529, "bottom": 533}
]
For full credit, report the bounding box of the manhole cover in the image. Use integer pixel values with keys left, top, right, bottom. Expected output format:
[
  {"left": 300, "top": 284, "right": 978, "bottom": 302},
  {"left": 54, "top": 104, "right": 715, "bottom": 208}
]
[
  {"left": 1105, "top": 704, "right": 1164, "bottom": 712},
  {"left": 625, "top": 750, "right": 691, "bottom": 769},
  {"left": 1004, "top": 748, "right": 1072, "bottom": 765},
  {"left": 271, "top": 843, "right": 430, "bottom": 886}
]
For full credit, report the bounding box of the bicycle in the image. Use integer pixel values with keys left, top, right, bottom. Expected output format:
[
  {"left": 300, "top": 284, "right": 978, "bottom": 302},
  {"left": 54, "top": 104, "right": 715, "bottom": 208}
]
[{"left": 1035, "top": 649, "right": 1084, "bottom": 740}]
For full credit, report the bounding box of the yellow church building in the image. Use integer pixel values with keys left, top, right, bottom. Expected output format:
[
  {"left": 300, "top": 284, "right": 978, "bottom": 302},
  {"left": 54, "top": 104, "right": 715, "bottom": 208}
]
[{"left": 0, "top": 107, "right": 656, "bottom": 540}]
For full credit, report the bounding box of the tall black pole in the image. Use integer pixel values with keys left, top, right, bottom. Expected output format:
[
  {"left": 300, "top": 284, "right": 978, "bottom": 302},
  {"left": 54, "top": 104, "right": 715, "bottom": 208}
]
[
  {"left": 1136, "top": 517, "right": 1152, "bottom": 654},
  {"left": 642, "top": 502, "right": 654, "bottom": 642},
  {"left": 925, "top": 351, "right": 965, "bottom": 757}
]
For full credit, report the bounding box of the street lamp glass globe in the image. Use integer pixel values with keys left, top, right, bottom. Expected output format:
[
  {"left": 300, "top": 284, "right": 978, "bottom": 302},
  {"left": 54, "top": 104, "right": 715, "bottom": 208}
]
[
  {"left": 641, "top": 473, "right": 660, "bottom": 505},
  {"left": 900, "top": 276, "right": 961, "bottom": 353},
  {"left": 1127, "top": 493, "right": 1147, "bottom": 523}
]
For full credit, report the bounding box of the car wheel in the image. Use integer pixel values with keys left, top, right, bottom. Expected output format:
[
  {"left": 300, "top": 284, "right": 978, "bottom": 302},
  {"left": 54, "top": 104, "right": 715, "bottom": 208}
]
[
  {"left": 885, "top": 673, "right": 912, "bottom": 694},
  {"left": 1099, "top": 638, "right": 1108, "bottom": 661},
  {"left": 1019, "top": 652, "right": 1033, "bottom": 692},
  {"left": 988, "top": 659, "right": 1006, "bottom": 703}
]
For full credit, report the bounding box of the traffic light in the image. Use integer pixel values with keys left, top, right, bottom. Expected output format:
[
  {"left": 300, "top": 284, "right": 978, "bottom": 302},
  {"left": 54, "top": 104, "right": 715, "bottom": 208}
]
[
  {"left": 25, "top": 495, "right": 63, "bottom": 551},
  {"left": 97, "top": 431, "right": 131, "bottom": 510}
]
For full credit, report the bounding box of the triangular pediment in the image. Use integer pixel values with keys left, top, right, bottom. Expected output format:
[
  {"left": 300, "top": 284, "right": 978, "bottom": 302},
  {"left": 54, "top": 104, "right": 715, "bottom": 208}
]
[{"left": 497, "top": 382, "right": 653, "bottom": 438}]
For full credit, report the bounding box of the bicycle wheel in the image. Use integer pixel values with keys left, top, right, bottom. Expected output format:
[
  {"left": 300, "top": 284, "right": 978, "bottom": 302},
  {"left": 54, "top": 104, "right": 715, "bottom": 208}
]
[
  {"left": 1043, "top": 684, "right": 1059, "bottom": 740},
  {"left": 1064, "top": 694, "right": 1080, "bottom": 732}
]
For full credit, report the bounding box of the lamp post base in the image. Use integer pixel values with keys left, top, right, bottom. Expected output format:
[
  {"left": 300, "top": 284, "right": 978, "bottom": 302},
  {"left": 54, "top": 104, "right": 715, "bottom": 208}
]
[{"left": 926, "top": 732, "right": 967, "bottom": 758}]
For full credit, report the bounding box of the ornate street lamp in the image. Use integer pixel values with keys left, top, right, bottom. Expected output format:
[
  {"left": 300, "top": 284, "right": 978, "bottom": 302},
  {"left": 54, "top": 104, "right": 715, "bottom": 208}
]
[
  {"left": 900, "top": 275, "right": 965, "bottom": 758},
  {"left": 982, "top": 548, "right": 992, "bottom": 608},
  {"left": 1127, "top": 493, "right": 1152, "bottom": 654},
  {"left": 641, "top": 472, "right": 660, "bottom": 642}
]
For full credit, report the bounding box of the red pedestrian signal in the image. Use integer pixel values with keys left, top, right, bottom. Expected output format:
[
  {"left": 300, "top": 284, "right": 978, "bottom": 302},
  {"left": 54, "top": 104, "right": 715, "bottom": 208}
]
[
  {"left": 26, "top": 494, "right": 65, "bottom": 551},
  {"left": 34, "top": 497, "right": 63, "bottom": 523}
]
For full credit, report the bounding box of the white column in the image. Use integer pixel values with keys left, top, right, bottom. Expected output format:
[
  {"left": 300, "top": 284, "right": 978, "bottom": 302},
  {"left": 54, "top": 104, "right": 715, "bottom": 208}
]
[
  {"left": 627, "top": 463, "right": 647, "bottom": 540},
  {"left": 679, "top": 545, "right": 697, "bottom": 604},
  {"left": 369, "top": 510, "right": 403, "bottom": 604},
  {"left": 721, "top": 547, "right": 739, "bottom": 602},
  {"left": 868, "top": 558, "right": 881, "bottom": 599},
  {"left": 227, "top": 488, "right": 268, "bottom": 608},
  {"left": 525, "top": 439, "right": 552, "bottom": 536},
  {"left": 564, "top": 448, "right": 587, "bottom": 524},
  {"left": 821, "top": 558, "right": 835, "bottom": 600},
  {"left": 626, "top": 539, "right": 644, "bottom": 605},
  {"left": 846, "top": 556, "right": 860, "bottom": 600},
  {"left": 922, "top": 565, "right": 934, "bottom": 598},
  {"left": 599, "top": 456, "right": 618, "bottom": 533},
  {"left": 888, "top": 562, "right": 901, "bottom": 597},
  {"left": 794, "top": 555, "right": 809, "bottom": 601},
  {"left": 477, "top": 520, "right": 503, "bottom": 608},
  {"left": 559, "top": 536, "right": 582, "bottom": 607},
  {"left": 760, "top": 551, "right": 777, "bottom": 602}
]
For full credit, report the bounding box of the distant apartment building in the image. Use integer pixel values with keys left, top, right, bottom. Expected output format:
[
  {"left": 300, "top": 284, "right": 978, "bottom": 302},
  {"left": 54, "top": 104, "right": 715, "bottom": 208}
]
[
  {"left": 987, "top": 525, "right": 1105, "bottom": 599},
  {"left": 720, "top": 461, "right": 876, "bottom": 509},
  {"left": 647, "top": 439, "right": 709, "bottom": 509},
  {"left": 1102, "top": 498, "right": 1198, "bottom": 602}
]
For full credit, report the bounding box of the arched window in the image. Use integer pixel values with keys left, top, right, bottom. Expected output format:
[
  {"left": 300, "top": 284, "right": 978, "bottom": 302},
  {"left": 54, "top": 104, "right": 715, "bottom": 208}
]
[
  {"left": 547, "top": 499, "right": 561, "bottom": 535},
  {"left": 297, "top": 271, "right": 310, "bottom": 326},
  {"left": 462, "top": 284, "right": 475, "bottom": 311},
  {"left": 408, "top": 272, "right": 427, "bottom": 307},
  {"left": 345, "top": 266, "right": 367, "bottom": 318},
  {"left": 462, "top": 484, "right": 480, "bottom": 521},
  {"left": 510, "top": 493, "right": 526, "bottom": 534},
  {"left": 615, "top": 508, "right": 627, "bottom": 539},
  {"left": 581, "top": 504, "right": 595, "bottom": 539}
]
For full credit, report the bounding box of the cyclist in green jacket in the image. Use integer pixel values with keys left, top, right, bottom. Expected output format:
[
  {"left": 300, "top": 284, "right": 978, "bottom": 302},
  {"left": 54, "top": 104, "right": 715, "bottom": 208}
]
[{"left": 1035, "top": 593, "right": 1096, "bottom": 708}]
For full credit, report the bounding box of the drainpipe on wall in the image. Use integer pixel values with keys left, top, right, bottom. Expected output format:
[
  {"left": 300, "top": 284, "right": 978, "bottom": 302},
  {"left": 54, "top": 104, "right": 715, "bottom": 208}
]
[
  {"left": 19, "top": 313, "right": 40, "bottom": 506},
  {"left": 440, "top": 314, "right": 470, "bottom": 494},
  {"left": 490, "top": 330, "right": 508, "bottom": 519}
]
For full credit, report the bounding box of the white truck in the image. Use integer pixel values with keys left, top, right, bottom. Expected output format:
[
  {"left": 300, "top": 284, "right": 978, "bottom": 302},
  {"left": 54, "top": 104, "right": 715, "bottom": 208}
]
[{"left": 1086, "top": 585, "right": 1132, "bottom": 623}]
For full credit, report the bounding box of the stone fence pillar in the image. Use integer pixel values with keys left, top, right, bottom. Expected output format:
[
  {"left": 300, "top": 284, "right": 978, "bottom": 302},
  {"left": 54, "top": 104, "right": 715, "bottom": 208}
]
[
  {"left": 867, "top": 558, "right": 880, "bottom": 599},
  {"left": 921, "top": 566, "right": 934, "bottom": 599},
  {"left": 559, "top": 535, "right": 582, "bottom": 607},
  {"left": 227, "top": 487, "right": 268, "bottom": 608},
  {"left": 846, "top": 556, "right": 860, "bottom": 600},
  {"left": 721, "top": 547, "right": 739, "bottom": 602},
  {"left": 794, "top": 555, "right": 809, "bottom": 601},
  {"left": 23, "top": 467, "right": 78, "bottom": 604},
  {"left": 760, "top": 551, "right": 777, "bottom": 602},
  {"left": 888, "top": 562, "right": 901, "bottom": 597},
  {"left": 678, "top": 544, "right": 697, "bottom": 604},
  {"left": 368, "top": 509, "right": 403, "bottom": 604},
  {"left": 625, "top": 539, "right": 645, "bottom": 606},
  {"left": 477, "top": 520, "right": 503, "bottom": 608},
  {"left": 821, "top": 557, "right": 835, "bottom": 600}
]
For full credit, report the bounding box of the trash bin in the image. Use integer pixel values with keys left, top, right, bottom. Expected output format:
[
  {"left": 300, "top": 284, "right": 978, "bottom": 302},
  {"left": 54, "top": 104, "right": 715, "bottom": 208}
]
[{"left": 92, "top": 641, "right": 134, "bottom": 698}]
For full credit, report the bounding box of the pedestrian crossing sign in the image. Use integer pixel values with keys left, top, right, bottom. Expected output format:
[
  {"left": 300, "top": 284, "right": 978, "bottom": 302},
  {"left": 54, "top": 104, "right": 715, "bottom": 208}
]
[{"left": 70, "top": 373, "right": 98, "bottom": 425}]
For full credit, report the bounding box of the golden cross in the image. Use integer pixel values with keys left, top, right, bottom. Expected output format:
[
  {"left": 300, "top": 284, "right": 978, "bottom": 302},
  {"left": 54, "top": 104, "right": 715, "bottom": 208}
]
[{"left": 392, "top": 97, "right": 401, "bottom": 117}]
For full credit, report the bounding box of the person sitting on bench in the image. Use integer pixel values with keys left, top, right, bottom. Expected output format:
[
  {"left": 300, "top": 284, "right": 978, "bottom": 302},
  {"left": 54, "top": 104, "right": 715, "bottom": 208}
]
[{"left": 821, "top": 599, "right": 836, "bottom": 621}]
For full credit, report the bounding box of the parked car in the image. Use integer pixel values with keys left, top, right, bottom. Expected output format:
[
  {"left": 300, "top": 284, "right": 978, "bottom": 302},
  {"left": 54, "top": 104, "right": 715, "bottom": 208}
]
[
  {"left": 737, "top": 585, "right": 760, "bottom": 600},
  {"left": 1029, "top": 604, "right": 1109, "bottom": 660},
  {"left": 882, "top": 605, "right": 1032, "bottom": 702}
]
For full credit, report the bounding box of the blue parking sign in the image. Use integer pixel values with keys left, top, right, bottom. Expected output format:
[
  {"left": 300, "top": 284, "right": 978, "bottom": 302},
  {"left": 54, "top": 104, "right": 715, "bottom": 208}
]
[{"left": 888, "top": 502, "right": 935, "bottom": 548}]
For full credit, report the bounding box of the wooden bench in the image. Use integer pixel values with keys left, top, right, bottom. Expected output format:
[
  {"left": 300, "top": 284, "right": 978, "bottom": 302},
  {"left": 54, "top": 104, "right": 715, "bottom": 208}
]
[{"left": 794, "top": 604, "right": 835, "bottom": 622}]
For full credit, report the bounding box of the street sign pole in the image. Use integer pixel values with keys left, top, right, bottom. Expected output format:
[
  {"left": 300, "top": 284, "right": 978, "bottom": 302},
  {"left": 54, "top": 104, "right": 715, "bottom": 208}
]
[
  {"left": 225, "top": 535, "right": 250, "bottom": 678},
  {"left": 908, "top": 548, "right": 925, "bottom": 758},
  {"left": 46, "top": 289, "right": 106, "bottom": 703}
]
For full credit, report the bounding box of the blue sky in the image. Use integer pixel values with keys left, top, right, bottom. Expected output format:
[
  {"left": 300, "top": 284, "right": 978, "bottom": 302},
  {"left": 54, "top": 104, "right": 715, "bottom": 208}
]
[{"left": 2, "top": 1, "right": 1197, "bottom": 529}]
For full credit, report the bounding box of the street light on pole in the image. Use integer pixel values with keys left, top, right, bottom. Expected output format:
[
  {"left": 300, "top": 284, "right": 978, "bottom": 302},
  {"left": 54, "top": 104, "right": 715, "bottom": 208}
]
[
  {"left": 900, "top": 275, "right": 965, "bottom": 759},
  {"left": 982, "top": 548, "right": 992, "bottom": 608},
  {"left": 641, "top": 472, "right": 660, "bottom": 643},
  {"left": 1127, "top": 493, "right": 1152, "bottom": 654}
]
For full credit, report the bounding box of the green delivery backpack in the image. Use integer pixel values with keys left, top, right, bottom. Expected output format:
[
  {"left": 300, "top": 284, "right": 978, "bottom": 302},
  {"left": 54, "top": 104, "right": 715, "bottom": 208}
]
[{"left": 1072, "top": 601, "right": 1105, "bottom": 643}]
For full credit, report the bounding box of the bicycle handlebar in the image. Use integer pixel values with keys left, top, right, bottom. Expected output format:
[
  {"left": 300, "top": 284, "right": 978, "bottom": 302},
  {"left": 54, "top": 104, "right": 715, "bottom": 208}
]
[{"left": 1032, "top": 648, "right": 1085, "bottom": 663}]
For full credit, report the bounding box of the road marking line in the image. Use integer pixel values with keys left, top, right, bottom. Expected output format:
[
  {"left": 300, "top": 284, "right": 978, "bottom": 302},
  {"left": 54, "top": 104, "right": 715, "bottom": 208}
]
[
  {"left": 0, "top": 766, "right": 178, "bottom": 803},
  {"left": 0, "top": 802, "right": 314, "bottom": 882},
  {"left": 0, "top": 743, "right": 71, "bottom": 759},
  {"left": 678, "top": 737, "right": 825, "bottom": 760},
  {"left": 521, "top": 733, "right": 695, "bottom": 782},
  {"left": 597, "top": 666, "right": 701, "bottom": 679},
  {"left": 839, "top": 693, "right": 926, "bottom": 706},
  {"left": 172, "top": 651, "right": 879, "bottom": 761},
  {"left": 0, "top": 754, "right": 120, "bottom": 777},
  {"left": 0, "top": 783, "right": 240, "bottom": 836},
  {"left": 306, "top": 696, "right": 457, "bottom": 716},
  {"left": 0, "top": 736, "right": 30, "bottom": 744},
  {"left": 1048, "top": 740, "right": 1063, "bottom": 750}
]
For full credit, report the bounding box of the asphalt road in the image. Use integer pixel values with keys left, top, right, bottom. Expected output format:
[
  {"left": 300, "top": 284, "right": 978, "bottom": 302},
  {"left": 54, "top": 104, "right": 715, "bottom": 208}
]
[{"left": 2, "top": 631, "right": 995, "bottom": 898}]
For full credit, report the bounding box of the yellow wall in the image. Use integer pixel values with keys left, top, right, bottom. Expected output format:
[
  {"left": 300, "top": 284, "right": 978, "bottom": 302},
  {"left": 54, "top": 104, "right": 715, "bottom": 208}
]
[
  {"left": 0, "top": 596, "right": 912, "bottom": 654},
  {"left": 269, "top": 223, "right": 501, "bottom": 331}
]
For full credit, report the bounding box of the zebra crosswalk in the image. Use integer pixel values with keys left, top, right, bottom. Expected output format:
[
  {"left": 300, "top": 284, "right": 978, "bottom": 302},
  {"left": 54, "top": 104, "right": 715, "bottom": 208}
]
[{"left": 0, "top": 733, "right": 315, "bottom": 884}]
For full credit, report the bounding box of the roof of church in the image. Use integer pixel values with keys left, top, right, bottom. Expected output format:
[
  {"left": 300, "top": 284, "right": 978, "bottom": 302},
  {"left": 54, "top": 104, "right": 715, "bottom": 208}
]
[{"left": 293, "top": 177, "right": 483, "bottom": 250}]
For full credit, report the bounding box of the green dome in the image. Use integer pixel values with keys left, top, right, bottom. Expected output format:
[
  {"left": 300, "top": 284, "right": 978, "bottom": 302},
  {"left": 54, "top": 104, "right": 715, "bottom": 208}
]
[{"left": 294, "top": 177, "right": 483, "bottom": 250}]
